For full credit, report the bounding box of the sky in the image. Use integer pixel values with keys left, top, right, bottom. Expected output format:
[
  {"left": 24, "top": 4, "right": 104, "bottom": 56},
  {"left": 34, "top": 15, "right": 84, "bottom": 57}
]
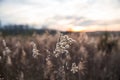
[{"left": 0, "top": 0, "right": 120, "bottom": 31}]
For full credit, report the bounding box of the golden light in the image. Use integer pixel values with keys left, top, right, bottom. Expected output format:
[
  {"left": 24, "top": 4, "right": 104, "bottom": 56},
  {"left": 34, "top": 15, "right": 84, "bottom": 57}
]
[
  {"left": 67, "top": 23, "right": 120, "bottom": 32},
  {"left": 68, "top": 26, "right": 86, "bottom": 32}
]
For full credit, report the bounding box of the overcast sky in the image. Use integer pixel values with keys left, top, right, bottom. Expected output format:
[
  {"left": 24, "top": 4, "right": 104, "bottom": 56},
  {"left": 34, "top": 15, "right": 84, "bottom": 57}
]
[{"left": 0, "top": 0, "right": 120, "bottom": 31}]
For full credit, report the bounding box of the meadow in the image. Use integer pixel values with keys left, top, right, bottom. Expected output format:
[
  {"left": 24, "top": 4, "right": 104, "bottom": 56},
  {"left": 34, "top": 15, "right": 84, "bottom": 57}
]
[{"left": 0, "top": 32, "right": 120, "bottom": 80}]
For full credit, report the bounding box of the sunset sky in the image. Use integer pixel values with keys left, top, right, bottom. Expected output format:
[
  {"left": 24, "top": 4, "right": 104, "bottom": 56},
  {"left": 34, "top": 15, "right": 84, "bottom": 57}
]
[{"left": 0, "top": 0, "right": 120, "bottom": 31}]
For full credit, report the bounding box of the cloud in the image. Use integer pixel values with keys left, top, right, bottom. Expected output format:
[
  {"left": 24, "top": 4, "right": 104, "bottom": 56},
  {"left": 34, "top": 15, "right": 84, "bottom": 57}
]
[{"left": 0, "top": 0, "right": 120, "bottom": 26}]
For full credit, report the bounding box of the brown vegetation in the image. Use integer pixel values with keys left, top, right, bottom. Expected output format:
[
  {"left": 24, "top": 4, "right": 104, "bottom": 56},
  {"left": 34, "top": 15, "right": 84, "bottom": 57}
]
[{"left": 0, "top": 32, "right": 120, "bottom": 80}]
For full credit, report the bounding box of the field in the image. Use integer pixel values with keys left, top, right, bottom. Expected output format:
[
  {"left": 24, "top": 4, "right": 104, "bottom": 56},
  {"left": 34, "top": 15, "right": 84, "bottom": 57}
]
[{"left": 0, "top": 32, "right": 120, "bottom": 80}]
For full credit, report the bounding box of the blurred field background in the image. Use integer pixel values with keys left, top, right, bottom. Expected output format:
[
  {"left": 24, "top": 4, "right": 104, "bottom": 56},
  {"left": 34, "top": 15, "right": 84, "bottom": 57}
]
[{"left": 0, "top": 30, "right": 120, "bottom": 80}]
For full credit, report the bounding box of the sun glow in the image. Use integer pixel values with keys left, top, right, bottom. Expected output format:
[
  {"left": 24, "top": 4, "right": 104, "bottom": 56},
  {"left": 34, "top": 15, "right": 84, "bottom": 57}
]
[
  {"left": 68, "top": 26, "right": 86, "bottom": 32},
  {"left": 67, "top": 24, "right": 120, "bottom": 32}
]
